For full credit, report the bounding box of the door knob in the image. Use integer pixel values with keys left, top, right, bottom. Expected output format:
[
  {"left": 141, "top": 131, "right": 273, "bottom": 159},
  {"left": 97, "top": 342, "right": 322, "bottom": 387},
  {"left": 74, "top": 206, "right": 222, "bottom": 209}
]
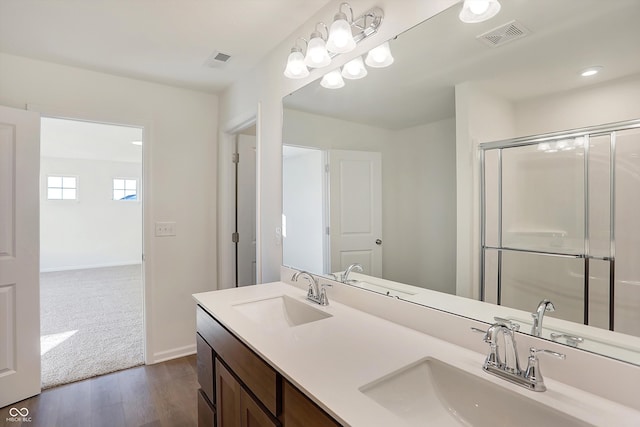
[{"left": 375, "top": 239, "right": 382, "bottom": 245}]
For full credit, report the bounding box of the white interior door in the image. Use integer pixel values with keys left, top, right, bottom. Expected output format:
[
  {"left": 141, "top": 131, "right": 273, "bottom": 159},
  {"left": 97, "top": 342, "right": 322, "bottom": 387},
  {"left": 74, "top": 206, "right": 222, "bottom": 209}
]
[
  {"left": 0, "top": 106, "right": 41, "bottom": 407},
  {"left": 237, "top": 134, "right": 256, "bottom": 286},
  {"left": 329, "top": 149, "right": 382, "bottom": 276}
]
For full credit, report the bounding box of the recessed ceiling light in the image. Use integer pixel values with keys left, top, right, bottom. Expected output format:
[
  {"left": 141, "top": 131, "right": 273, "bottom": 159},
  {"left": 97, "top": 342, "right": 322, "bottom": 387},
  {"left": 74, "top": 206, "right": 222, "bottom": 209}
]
[
  {"left": 580, "top": 66, "right": 603, "bottom": 77},
  {"left": 131, "top": 141, "right": 143, "bottom": 146}
]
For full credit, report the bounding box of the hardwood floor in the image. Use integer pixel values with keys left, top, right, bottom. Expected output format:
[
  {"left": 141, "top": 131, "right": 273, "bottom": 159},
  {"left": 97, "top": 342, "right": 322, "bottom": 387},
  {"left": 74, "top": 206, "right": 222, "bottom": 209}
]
[{"left": 2, "top": 355, "right": 198, "bottom": 427}]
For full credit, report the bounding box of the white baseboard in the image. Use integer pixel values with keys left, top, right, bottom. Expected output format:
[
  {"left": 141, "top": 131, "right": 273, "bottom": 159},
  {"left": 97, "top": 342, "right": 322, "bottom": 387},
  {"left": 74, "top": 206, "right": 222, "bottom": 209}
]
[
  {"left": 40, "top": 262, "right": 142, "bottom": 273},
  {"left": 151, "top": 344, "right": 196, "bottom": 364}
]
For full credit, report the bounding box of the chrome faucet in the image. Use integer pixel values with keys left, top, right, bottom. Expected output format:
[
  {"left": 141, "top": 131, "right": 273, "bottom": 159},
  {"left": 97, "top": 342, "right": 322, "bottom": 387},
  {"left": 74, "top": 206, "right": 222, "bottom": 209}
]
[
  {"left": 341, "top": 263, "right": 363, "bottom": 283},
  {"left": 291, "top": 270, "right": 332, "bottom": 306},
  {"left": 531, "top": 299, "right": 555, "bottom": 337},
  {"left": 475, "top": 321, "right": 565, "bottom": 392},
  {"left": 484, "top": 322, "right": 521, "bottom": 374}
]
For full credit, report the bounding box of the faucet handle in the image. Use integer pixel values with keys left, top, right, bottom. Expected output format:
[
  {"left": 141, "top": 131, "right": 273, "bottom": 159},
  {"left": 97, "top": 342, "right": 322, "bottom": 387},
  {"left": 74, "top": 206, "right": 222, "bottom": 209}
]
[
  {"left": 524, "top": 347, "right": 565, "bottom": 391},
  {"left": 530, "top": 347, "right": 566, "bottom": 360},
  {"left": 318, "top": 283, "right": 332, "bottom": 306}
]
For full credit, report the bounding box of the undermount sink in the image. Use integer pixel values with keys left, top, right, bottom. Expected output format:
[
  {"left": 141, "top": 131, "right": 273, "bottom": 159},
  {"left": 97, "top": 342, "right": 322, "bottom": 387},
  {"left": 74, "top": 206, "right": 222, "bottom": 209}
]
[
  {"left": 360, "top": 357, "right": 589, "bottom": 427},
  {"left": 233, "top": 295, "right": 332, "bottom": 328}
]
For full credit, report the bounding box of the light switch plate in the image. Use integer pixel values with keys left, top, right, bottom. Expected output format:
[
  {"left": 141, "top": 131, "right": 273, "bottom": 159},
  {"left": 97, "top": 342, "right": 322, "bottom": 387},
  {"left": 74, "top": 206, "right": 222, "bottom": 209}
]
[{"left": 155, "top": 221, "right": 176, "bottom": 237}]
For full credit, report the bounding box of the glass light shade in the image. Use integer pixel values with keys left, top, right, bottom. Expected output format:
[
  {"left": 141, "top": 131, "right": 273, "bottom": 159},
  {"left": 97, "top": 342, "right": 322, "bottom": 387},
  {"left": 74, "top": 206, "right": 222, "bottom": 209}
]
[
  {"left": 326, "top": 13, "right": 356, "bottom": 54},
  {"left": 320, "top": 69, "right": 345, "bottom": 89},
  {"left": 365, "top": 42, "right": 394, "bottom": 68},
  {"left": 341, "top": 56, "right": 368, "bottom": 79},
  {"left": 284, "top": 48, "right": 309, "bottom": 79},
  {"left": 459, "top": 0, "right": 501, "bottom": 23},
  {"left": 304, "top": 32, "right": 331, "bottom": 68}
]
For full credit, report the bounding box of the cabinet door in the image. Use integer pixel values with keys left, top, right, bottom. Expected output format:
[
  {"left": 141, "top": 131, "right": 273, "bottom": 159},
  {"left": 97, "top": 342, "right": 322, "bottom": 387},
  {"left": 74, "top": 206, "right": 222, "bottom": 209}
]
[
  {"left": 240, "top": 388, "right": 279, "bottom": 427},
  {"left": 198, "top": 389, "right": 216, "bottom": 427},
  {"left": 197, "top": 333, "right": 215, "bottom": 403},
  {"left": 216, "top": 359, "right": 241, "bottom": 427},
  {"left": 283, "top": 381, "right": 340, "bottom": 427}
]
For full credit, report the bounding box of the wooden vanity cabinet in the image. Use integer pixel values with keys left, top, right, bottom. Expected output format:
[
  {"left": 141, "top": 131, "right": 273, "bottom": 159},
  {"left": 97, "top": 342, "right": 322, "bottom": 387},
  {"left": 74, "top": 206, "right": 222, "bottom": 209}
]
[{"left": 196, "top": 305, "right": 341, "bottom": 427}]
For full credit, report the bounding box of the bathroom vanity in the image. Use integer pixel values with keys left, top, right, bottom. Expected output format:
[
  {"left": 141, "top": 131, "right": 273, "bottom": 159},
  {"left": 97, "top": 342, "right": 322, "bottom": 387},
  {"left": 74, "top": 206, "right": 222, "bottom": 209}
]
[
  {"left": 194, "top": 278, "right": 640, "bottom": 426},
  {"left": 195, "top": 297, "right": 338, "bottom": 427}
]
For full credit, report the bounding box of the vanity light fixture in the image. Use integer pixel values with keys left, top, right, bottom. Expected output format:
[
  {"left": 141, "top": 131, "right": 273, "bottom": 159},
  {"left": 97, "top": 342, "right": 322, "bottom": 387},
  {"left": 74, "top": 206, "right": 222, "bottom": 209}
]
[
  {"left": 304, "top": 23, "right": 331, "bottom": 68},
  {"left": 284, "top": 6, "right": 384, "bottom": 79},
  {"left": 580, "top": 66, "right": 603, "bottom": 77},
  {"left": 342, "top": 56, "right": 368, "bottom": 79},
  {"left": 284, "top": 38, "right": 310, "bottom": 79},
  {"left": 320, "top": 69, "right": 345, "bottom": 89},
  {"left": 327, "top": 3, "right": 357, "bottom": 54},
  {"left": 459, "top": 0, "right": 501, "bottom": 23},
  {"left": 365, "top": 41, "right": 394, "bottom": 68}
]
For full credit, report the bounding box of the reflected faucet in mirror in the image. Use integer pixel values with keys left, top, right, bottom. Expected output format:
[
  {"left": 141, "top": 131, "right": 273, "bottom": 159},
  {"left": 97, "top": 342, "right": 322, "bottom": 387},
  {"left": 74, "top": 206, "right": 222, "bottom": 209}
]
[
  {"left": 341, "top": 263, "right": 363, "bottom": 284},
  {"left": 531, "top": 299, "right": 555, "bottom": 337}
]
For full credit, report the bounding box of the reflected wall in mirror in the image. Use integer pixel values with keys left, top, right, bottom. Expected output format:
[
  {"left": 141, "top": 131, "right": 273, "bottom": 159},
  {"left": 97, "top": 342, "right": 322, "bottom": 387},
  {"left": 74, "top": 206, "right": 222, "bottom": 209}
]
[{"left": 282, "top": 0, "right": 640, "bottom": 365}]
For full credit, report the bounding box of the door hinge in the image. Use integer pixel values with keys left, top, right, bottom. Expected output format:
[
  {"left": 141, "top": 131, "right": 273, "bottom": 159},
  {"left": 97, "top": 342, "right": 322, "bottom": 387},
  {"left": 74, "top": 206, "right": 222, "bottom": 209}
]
[
  {"left": 325, "top": 164, "right": 329, "bottom": 173},
  {"left": 326, "top": 226, "right": 330, "bottom": 235},
  {"left": 232, "top": 153, "right": 239, "bottom": 164},
  {"left": 232, "top": 232, "right": 239, "bottom": 243}
]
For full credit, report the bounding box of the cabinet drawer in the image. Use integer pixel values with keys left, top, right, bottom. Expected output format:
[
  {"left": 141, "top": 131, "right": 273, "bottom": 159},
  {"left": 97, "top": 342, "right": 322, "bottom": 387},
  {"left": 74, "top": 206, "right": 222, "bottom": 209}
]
[
  {"left": 197, "top": 333, "right": 215, "bottom": 404},
  {"left": 197, "top": 306, "right": 279, "bottom": 416},
  {"left": 198, "top": 388, "right": 216, "bottom": 427}
]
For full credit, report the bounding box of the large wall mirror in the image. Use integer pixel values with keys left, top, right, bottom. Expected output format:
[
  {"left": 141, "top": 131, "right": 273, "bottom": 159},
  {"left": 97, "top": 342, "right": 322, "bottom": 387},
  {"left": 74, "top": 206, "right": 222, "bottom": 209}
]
[{"left": 282, "top": 0, "right": 640, "bottom": 365}]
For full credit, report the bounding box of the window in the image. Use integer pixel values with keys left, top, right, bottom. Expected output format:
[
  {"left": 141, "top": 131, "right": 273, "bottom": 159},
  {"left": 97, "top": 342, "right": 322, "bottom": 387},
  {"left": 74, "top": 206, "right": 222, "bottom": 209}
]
[
  {"left": 47, "top": 176, "right": 77, "bottom": 200},
  {"left": 113, "top": 178, "right": 137, "bottom": 201}
]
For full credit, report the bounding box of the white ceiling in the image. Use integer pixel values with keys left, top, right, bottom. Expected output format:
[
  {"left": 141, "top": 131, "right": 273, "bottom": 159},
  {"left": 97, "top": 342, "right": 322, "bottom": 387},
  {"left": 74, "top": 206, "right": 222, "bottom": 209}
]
[
  {"left": 284, "top": 0, "right": 640, "bottom": 129},
  {"left": 41, "top": 117, "right": 143, "bottom": 163},
  {"left": 0, "top": 0, "right": 331, "bottom": 93}
]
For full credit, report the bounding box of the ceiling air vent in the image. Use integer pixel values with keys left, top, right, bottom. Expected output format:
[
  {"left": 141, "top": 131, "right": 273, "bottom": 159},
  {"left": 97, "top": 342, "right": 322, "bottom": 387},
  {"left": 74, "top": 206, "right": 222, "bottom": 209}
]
[
  {"left": 476, "top": 20, "right": 530, "bottom": 47},
  {"left": 204, "top": 50, "right": 231, "bottom": 68}
]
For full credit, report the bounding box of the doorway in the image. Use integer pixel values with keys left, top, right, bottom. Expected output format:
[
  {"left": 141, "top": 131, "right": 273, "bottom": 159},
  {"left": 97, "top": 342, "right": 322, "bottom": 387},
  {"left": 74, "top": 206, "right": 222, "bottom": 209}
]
[
  {"left": 234, "top": 127, "right": 257, "bottom": 287},
  {"left": 39, "top": 117, "right": 144, "bottom": 388}
]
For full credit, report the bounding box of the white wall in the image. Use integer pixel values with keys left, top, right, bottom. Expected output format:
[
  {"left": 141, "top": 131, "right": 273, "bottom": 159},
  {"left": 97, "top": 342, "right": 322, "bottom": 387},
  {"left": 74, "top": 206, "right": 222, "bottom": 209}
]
[
  {"left": 282, "top": 149, "right": 324, "bottom": 273},
  {"left": 219, "top": 0, "right": 460, "bottom": 284},
  {"left": 0, "top": 52, "right": 218, "bottom": 363},
  {"left": 515, "top": 74, "right": 640, "bottom": 136},
  {"left": 385, "top": 119, "right": 457, "bottom": 294},
  {"left": 40, "top": 157, "right": 142, "bottom": 271}
]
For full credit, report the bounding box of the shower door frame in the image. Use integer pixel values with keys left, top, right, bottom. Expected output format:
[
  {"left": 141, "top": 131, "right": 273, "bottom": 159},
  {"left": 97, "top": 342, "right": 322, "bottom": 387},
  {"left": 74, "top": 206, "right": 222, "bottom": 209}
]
[{"left": 479, "top": 118, "right": 640, "bottom": 331}]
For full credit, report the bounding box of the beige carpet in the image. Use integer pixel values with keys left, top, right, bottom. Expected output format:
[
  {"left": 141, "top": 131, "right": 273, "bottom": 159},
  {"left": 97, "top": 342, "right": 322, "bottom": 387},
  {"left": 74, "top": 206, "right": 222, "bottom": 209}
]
[{"left": 40, "top": 265, "right": 144, "bottom": 389}]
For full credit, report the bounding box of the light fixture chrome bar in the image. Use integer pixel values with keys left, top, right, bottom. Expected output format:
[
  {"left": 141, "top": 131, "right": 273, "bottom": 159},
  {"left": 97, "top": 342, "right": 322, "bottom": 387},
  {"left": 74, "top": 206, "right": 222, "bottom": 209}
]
[{"left": 352, "top": 8, "right": 383, "bottom": 41}]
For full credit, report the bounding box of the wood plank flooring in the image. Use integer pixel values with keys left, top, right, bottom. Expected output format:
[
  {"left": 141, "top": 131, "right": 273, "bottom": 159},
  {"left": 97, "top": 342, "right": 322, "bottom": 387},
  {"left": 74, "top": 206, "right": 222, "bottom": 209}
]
[{"left": 2, "top": 355, "right": 197, "bottom": 427}]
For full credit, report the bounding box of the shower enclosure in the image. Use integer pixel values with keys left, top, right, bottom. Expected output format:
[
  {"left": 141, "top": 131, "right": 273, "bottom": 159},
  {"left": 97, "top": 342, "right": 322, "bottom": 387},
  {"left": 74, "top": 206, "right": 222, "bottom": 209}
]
[{"left": 480, "top": 119, "right": 640, "bottom": 338}]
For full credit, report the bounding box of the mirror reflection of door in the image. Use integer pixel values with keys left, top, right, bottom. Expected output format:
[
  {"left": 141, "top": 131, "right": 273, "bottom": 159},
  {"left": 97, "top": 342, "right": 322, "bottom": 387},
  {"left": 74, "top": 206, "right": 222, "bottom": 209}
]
[
  {"left": 236, "top": 133, "right": 257, "bottom": 286},
  {"left": 329, "top": 149, "right": 382, "bottom": 277}
]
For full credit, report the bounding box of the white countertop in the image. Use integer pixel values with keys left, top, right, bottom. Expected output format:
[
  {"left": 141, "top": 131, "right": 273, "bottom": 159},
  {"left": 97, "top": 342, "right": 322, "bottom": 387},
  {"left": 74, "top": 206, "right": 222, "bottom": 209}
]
[{"left": 193, "top": 282, "right": 640, "bottom": 427}]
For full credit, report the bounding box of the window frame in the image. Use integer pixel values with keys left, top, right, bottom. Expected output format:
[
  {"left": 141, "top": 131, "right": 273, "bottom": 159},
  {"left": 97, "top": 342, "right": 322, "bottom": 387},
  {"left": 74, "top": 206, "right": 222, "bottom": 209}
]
[
  {"left": 46, "top": 174, "right": 79, "bottom": 201},
  {"left": 112, "top": 177, "right": 139, "bottom": 202}
]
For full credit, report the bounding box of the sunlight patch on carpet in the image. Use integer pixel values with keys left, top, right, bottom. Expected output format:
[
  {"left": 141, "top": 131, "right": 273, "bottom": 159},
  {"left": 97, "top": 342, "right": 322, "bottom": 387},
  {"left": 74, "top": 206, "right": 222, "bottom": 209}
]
[{"left": 41, "top": 330, "right": 78, "bottom": 355}]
